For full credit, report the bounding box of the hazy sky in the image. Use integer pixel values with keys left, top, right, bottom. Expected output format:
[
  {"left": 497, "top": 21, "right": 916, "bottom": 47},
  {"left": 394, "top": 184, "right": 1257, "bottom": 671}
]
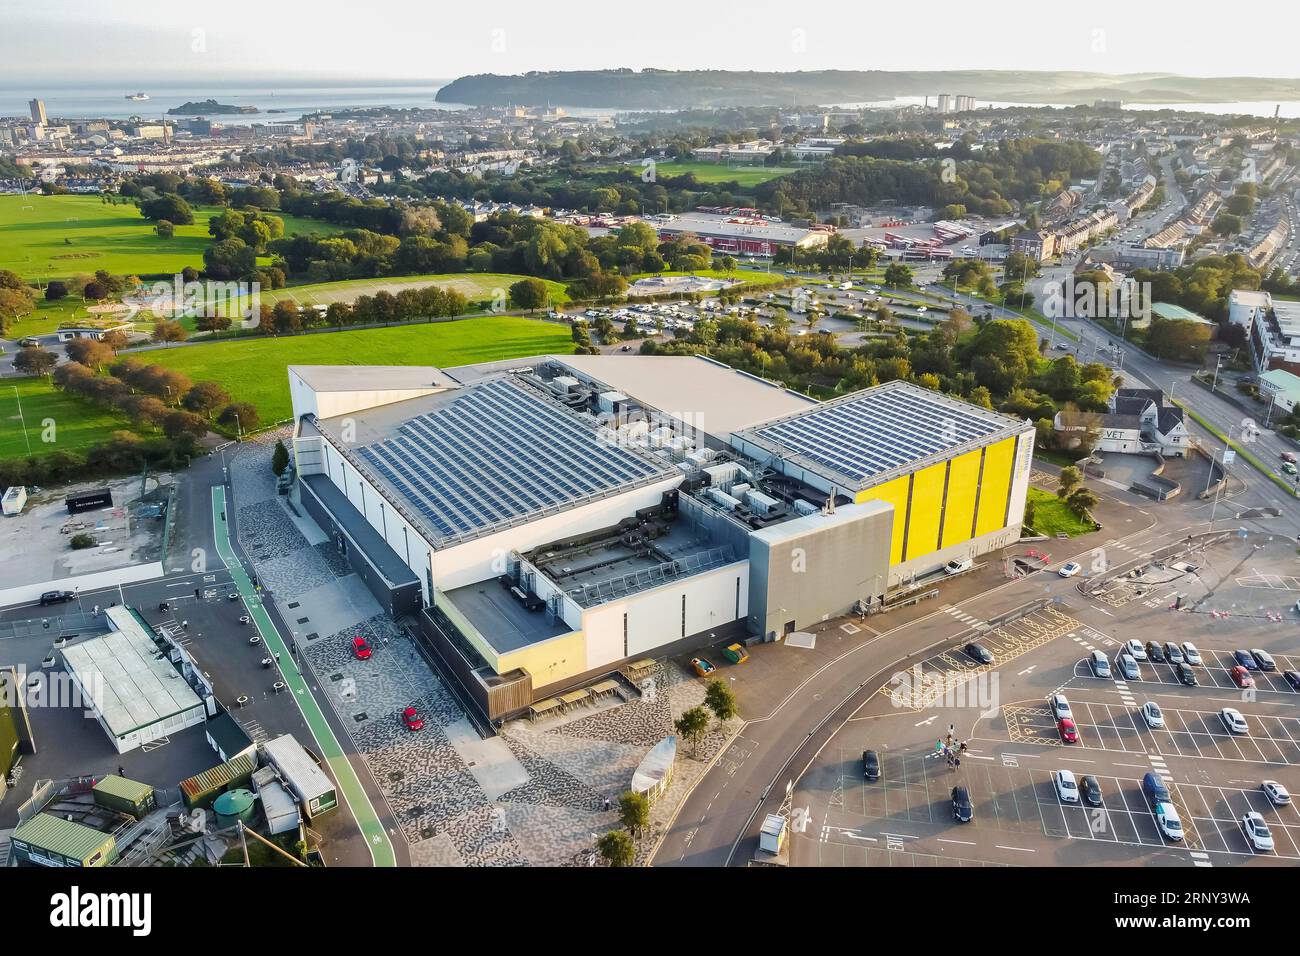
[{"left": 1, "top": 0, "right": 1295, "bottom": 86}]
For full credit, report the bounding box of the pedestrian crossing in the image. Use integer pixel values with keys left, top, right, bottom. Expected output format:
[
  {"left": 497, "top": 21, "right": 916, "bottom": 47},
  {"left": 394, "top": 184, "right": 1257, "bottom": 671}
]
[{"left": 941, "top": 605, "right": 986, "bottom": 627}]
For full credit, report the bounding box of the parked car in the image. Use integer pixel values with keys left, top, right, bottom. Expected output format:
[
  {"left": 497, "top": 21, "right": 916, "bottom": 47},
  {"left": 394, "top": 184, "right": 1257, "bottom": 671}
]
[
  {"left": 1141, "top": 701, "right": 1164, "bottom": 729},
  {"left": 1230, "top": 665, "right": 1255, "bottom": 689},
  {"left": 402, "top": 706, "right": 424, "bottom": 731},
  {"left": 1058, "top": 717, "right": 1079, "bottom": 743},
  {"left": 1089, "top": 650, "right": 1111, "bottom": 679},
  {"left": 1283, "top": 451, "right": 1297, "bottom": 464},
  {"left": 1118, "top": 653, "right": 1141, "bottom": 681},
  {"left": 1155, "top": 802, "right": 1184, "bottom": 841},
  {"left": 1163, "top": 642, "right": 1184, "bottom": 665},
  {"left": 1048, "top": 694, "right": 1072, "bottom": 720},
  {"left": 1251, "top": 649, "right": 1277, "bottom": 671},
  {"left": 1284, "top": 670, "right": 1300, "bottom": 691},
  {"left": 1053, "top": 769, "right": 1080, "bottom": 803},
  {"left": 1145, "top": 642, "right": 1165, "bottom": 663},
  {"left": 1234, "top": 650, "right": 1259, "bottom": 671},
  {"left": 1175, "top": 663, "right": 1198, "bottom": 687},
  {"left": 351, "top": 636, "right": 372, "bottom": 660},
  {"left": 1262, "top": 780, "right": 1292, "bottom": 806},
  {"left": 964, "top": 642, "right": 994, "bottom": 665},
  {"left": 1142, "top": 771, "right": 1171, "bottom": 807},
  {"left": 1220, "top": 708, "right": 1249, "bottom": 735},
  {"left": 1181, "top": 642, "right": 1202, "bottom": 665},
  {"left": 1125, "top": 640, "right": 1148, "bottom": 661},
  {"left": 951, "top": 786, "right": 973, "bottom": 822},
  {"left": 1058, "top": 561, "right": 1081, "bottom": 578},
  {"left": 39, "top": 590, "right": 75, "bottom": 606},
  {"left": 1242, "top": 812, "right": 1275, "bottom": 852},
  {"left": 1080, "top": 775, "right": 1103, "bottom": 807},
  {"left": 863, "top": 749, "right": 880, "bottom": 781}
]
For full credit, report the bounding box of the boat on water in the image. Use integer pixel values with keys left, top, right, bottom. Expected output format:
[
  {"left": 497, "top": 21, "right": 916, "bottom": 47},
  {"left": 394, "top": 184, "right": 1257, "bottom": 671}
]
[{"left": 125, "top": 92, "right": 149, "bottom": 101}]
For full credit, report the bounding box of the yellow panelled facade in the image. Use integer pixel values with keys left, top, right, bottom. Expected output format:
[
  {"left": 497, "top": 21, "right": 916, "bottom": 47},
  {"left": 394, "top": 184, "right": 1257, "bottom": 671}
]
[
  {"left": 903, "top": 462, "right": 946, "bottom": 560},
  {"left": 854, "top": 436, "right": 1022, "bottom": 566},
  {"left": 496, "top": 630, "right": 588, "bottom": 687},
  {"left": 940, "top": 450, "right": 983, "bottom": 549},
  {"left": 854, "top": 475, "right": 910, "bottom": 564},
  {"left": 974, "top": 437, "right": 1016, "bottom": 538}
]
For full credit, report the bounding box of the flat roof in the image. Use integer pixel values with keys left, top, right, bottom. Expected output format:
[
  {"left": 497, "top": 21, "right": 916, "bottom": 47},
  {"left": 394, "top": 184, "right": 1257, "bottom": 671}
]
[
  {"left": 322, "top": 376, "right": 679, "bottom": 547},
  {"left": 444, "top": 580, "right": 572, "bottom": 654},
  {"left": 735, "top": 380, "right": 1027, "bottom": 492},
  {"left": 300, "top": 473, "right": 419, "bottom": 586},
  {"left": 62, "top": 606, "right": 203, "bottom": 739},
  {"left": 655, "top": 214, "right": 824, "bottom": 244},
  {"left": 552, "top": 354, "right": 817, "bottom": 438},
  {"left": 1259, "top": 368, "right": 1300, "bottom": 394},
  {"left": 1151, "top": 302, "right": 1213, "bottom": 324},
  {"left": 290, "top": 364, "right": 459, "bottom": 392},
  {"left": 262, "top": 735, "right": 334, "bottom": 798}
]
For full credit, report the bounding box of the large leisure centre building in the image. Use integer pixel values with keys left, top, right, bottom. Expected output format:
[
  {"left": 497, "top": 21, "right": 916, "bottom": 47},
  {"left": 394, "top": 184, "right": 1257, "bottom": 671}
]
[{"left": 288, "top": 355, "right": 1033, "bottom": 720}]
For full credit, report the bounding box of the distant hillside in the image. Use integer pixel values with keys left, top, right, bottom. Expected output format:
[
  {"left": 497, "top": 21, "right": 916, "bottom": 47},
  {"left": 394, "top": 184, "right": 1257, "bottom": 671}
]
[{"left": 435, "top": 69, "right": 1300, "bottom": 109}]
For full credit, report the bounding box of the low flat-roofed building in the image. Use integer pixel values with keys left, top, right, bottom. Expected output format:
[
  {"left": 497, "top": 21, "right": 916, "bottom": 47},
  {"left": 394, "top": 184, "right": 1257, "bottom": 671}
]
[
  {"left": 261, "top": 734, "right": 337, "bottom": 819},
  {"left": 1258, "top": 368, "right": 1300, "bottom": 414},
  {"left": 10, "top": 813, "right": 117, "bottom": 867},
  {"left": 62, "top": 605, "right": 206, "bottom": 754}
]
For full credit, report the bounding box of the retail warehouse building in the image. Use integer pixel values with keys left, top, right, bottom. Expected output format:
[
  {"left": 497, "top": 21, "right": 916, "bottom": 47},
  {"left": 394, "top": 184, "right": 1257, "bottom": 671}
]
[{"left": 288, "top": 355, "right": 1032, "bottom": 719}]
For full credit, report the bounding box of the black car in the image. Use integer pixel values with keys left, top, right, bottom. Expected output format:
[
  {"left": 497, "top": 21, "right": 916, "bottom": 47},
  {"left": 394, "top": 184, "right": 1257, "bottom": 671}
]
[
  {"left": 863, "top": 749, "right": 880, "bottom": 781},
  {"left": 1145, "top": 642, "right": 1164, "bottom": 663},
  {"left": 1080, "top": 775, "right": 1103, "bottom": 808},
  {"left": 965, "top": 643, "right": 994, "bottom": 665},
  {"left": 1285, "top": 670, "right": 1300, "bottom": 691},
  {"left": 38, "top": 590, "right": 75, "bottom": 606},
  {"left": 1175, "top": 663, "right": 1198, "bottom": 687},
  {"left": 951, "top": 786, "right": 973, "bottom": 822},
  {"left": 1251, "top": 649, "right": 1277, "bottom": 672},
  {"left": 1234, "top": 650, "right": 1259, "bottom": 671}
]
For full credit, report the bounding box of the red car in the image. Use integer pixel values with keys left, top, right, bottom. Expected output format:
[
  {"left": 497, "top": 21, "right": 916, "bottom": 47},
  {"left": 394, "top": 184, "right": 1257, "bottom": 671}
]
[
  {"left": 1283, "top": 452, "right": 1297, "bottom": 464},
  {"left": 1230, "top": 665, "right": 1255, "bottom": 689},
  {"left": 402, "top": 706, "right": 424, "bottom": 731},
  {"left": 351, "top": 636, "right": 373, "bottom": 660},
  {"left": 1058, "top": 717, "right": 1079, "bottom": 743}
]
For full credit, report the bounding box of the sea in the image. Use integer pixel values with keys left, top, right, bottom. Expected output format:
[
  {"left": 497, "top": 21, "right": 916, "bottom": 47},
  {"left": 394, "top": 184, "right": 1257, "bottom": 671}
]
[{"left": 4, "top": 83, "right": 1300, "bottom": 123}]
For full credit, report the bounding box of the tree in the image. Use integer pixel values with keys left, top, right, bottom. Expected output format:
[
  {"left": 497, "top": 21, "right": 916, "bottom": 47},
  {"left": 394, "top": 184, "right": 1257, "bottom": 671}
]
[
  {"left": 508, "top": 277, "right": 549, "bottom": 312},
  {"left": 155, "top": 219, "right": 175, "bottom": 239},
  {"left": 161, "top": 409, "right": 209, "bottom": 440},
  {"left": 64, "top": 338, "right": 115, "bottom": 370},
  {"left": 44, "top": 280, "right": 68, "bottom": 301},
  {"left": 151, "top": 319, "right": 187, "bottom": 346},
  {"left": 140, "top": 193, "right": 194, "bottom": 225},
  {"left": 618, "top": 790, "right": 650, "bottom": 838},
  {"left": 182, "top": 380, "right": 232, "bottom": 417},
  {"left": 883, "top": 263, "right": 914, "bottom": 288},
  {"left": 1057, "top": 465, "right": 1083, "bottom": 500},
  {"left": 12, "top": 346, "right": 57, "bottom": 376},
  {"left": 596, "top": 829, "right": 635, "bottom": 867},
  {"left": 271, "top": 439, "right": 290, "bottom": 476},
  {"left": 704, "top": 678, "right": 738, "bottom": 726},
  {"left": 218, "top": 402, "right": 259, "bottom": 435},
  {"left": 100, "top": 329, "right": 129, "bottom": 353},
  {"left": 674, "top": 705, "right": 710, "bottom": 757},
  {"left": 1066, "top": 487, "right": 1099, "bottom": 520}
]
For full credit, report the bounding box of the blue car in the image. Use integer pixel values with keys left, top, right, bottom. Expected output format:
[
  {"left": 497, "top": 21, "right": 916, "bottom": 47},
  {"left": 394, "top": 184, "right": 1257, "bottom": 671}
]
[{"left": 1234, "top": 650, "right": 1259, "bottom": 671}]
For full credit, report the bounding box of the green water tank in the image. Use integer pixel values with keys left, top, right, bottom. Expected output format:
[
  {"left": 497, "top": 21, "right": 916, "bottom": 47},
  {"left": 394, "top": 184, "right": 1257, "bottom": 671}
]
[{"left": 212, "top": 788, "right": 257, "bottom": 828}]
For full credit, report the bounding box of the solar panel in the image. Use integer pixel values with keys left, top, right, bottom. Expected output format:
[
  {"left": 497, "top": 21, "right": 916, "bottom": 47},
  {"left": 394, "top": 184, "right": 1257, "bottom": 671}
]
[
  {"left": 744, "top": 382, "right": 1017, "bottom": 487},
  {"left": 349, "top": 378, "right": 673, "bottom": 545}
]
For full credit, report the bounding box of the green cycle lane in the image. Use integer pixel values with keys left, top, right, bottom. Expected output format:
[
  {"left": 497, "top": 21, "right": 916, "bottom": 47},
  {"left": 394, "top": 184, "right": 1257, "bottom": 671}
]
[{"left": 210, "top": 485, "right": 397, "bottom": 867}]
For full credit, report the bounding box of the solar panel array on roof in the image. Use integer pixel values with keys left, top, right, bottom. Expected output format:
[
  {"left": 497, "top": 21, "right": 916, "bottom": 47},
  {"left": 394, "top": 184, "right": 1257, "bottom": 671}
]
[
  {"left": 355, "top": 378, "right": 672, "bottom": 544},
  {"left": 744, "top": 382, "right": 1017, "bottom": 488}
]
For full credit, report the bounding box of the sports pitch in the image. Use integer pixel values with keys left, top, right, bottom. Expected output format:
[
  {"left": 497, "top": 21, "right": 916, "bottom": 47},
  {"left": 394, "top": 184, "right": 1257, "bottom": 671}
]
[{"left": 0, "top": 194, "right": 332, "bottom": 282}]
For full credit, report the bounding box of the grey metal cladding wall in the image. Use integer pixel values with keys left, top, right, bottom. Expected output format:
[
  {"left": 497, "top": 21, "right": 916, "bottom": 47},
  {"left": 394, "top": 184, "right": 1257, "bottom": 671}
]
[{"left": 748, "top": 508, "right": 891, "bottom": 637}]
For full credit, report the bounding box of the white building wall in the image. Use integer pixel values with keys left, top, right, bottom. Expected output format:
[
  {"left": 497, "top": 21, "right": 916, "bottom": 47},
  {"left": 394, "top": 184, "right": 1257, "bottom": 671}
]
[
  {"left": 287, "top": 369, "right": 448, "bottom": 422},
  {"left": 579, "top": 561, "right": 749, "bottom": 666},
  {"left": 1004, "top": 430, "right": 1035, "bottom": 536},
  {"left": 429, "top": 476, "right": 682, "bottom": 593}
]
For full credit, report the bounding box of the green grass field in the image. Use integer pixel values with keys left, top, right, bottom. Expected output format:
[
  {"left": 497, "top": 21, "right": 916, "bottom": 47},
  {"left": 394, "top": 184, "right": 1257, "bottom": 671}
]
[
  {"left": 0, "top": 194, "right": 335, "bottom": 282},
  {"left": 591, "top": 161, "right": 801, "bottom": 187},
  {"left": 0, "top": 376, "right": 139, "bottom": 460},
  {"left": 134, "top": 315, "right": 575, "bottom": 422},
  {"left": 1025, "top": 487, "right": 1098, "bottom": 537},
  {"left": 235, "top": 273, "right": 571, "bottom": 312}
]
